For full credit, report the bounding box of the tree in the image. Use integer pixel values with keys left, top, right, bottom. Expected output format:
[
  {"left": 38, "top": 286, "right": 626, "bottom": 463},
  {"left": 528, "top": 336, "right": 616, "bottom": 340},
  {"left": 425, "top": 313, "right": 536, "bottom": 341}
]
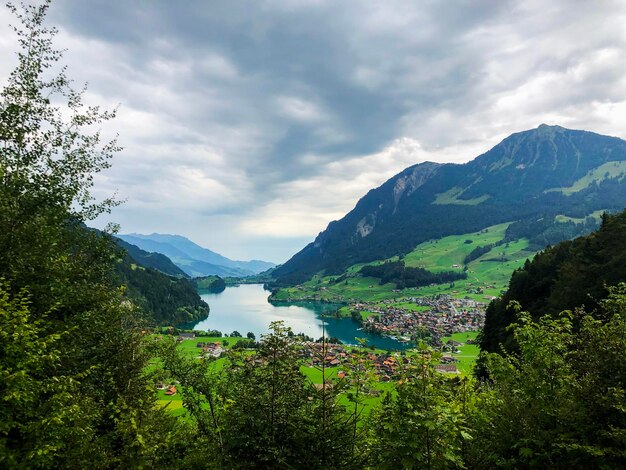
[
  {"left": 0, "top": 282, "right": 88, "bottom": 467},
  {"left": 471, "top": 290, "right": 626, "bottom": 468},
  {"left": 246, "top": 331, "right": 256, "bottom": 340},
  {"left": 0, "top": 0, "right": 122, "bottom": 323},
  {"left": 0, "top": 2, "right": 173, "bottom": 466},
  {"left": 369, "top": 344, "right": 470, "bottom": 469}
]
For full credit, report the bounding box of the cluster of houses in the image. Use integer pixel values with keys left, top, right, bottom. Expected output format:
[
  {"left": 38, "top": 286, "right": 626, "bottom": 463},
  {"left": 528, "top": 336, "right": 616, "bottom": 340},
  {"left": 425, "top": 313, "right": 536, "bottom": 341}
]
[
  {"left": 353, "top": 295, "right": 485, "bottom": 344},
  {"left": 297, "top": 342, "right": 455, "bottom": 380},
  {"left": 195, "top": 341, "right": 225, "bottom": 358}
]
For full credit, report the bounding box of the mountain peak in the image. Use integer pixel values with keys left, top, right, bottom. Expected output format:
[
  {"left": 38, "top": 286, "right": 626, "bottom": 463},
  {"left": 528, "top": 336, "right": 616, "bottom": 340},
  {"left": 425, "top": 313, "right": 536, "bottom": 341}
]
[
  {"left": 534, "top": 123, "right": 565, "bottom": 136},
  {"left": 537, "top": 123, "right": 561, "bottom": 130}
]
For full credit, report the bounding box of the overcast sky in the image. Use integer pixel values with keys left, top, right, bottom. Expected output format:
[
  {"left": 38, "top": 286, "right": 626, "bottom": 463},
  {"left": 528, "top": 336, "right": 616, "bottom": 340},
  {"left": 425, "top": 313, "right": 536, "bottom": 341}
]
[{"left": 2, "top": 1, "right": 626, "bottom": 263}]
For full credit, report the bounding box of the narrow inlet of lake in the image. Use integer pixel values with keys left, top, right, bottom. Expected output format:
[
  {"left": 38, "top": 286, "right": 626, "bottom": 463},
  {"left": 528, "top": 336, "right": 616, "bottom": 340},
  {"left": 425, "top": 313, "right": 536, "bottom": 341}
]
[{"left": 187, "top": 284, "right": 410, "bottom": 350}]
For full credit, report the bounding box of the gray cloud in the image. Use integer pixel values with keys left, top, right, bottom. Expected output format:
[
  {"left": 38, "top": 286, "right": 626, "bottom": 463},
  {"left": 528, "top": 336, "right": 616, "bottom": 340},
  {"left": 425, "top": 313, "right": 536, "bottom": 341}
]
[{"left": 2, "top": 0, "right": 626, "bottom": 262}]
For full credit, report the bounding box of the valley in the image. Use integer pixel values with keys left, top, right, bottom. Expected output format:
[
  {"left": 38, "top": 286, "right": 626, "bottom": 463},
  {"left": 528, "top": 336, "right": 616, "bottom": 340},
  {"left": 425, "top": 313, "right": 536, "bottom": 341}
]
[
  {"left": 270, "top": 221, "right": 535, "bottom": 304},
  {"left": 4, "top": 0, "right": 626, "bottom": 465}
]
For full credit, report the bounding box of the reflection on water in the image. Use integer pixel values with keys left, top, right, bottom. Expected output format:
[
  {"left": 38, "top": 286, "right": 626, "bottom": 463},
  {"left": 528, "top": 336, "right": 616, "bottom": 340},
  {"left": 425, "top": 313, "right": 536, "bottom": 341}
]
[{"left": 187, "top": 284, "right": 409, "bottom": 350}]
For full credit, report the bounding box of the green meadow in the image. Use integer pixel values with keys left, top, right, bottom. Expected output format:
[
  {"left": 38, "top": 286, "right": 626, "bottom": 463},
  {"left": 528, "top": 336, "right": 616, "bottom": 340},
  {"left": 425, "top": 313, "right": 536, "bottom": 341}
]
[
  {"left": 440, "top": 331, "right": 480, "bottom": 376},
  {"left": 273, "top": 222, "right": 535, "bottom": 303},
  {"left": 546, "top": 161, "right": 626, "bottom": 195}
]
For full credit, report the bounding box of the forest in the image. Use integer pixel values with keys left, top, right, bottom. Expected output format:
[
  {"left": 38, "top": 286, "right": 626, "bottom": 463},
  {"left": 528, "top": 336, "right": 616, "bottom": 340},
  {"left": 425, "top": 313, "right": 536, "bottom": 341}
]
[
  {"left": 1, "top": 2, "right": 625, "bottom": 468},
  {"left": 360, "top": 261, "right": 467, "bottom": 289}
]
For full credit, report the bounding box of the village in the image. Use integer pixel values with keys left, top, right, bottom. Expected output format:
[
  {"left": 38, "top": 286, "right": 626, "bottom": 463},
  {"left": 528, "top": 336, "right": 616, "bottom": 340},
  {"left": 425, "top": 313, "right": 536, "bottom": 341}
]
[
  {"left": 351, "top": 294, "right": 486, "bottom": 346},
  {"left": 196, "top": 334, "right": 468, "bottom": 379}
]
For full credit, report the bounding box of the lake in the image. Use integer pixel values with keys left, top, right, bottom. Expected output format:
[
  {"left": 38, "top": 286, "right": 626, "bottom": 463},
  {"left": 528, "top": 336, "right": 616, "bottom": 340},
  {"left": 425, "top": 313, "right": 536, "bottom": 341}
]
[{"left": 187, "top": 284, "right": 410, "bottom": 350}]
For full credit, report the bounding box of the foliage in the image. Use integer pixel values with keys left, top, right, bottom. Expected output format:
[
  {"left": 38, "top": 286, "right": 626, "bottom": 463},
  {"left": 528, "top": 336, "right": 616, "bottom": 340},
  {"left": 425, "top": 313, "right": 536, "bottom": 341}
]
[
  {"left": 481, "top": 209, "right": 626, "bottom": 355},
  {"left": 463, "top": 243, "right": 495, "bottom": 265},
  {"left": 369, "top": 345, "right": 472, "bottom": 469},
  {"left": 0, "top": 283, "right": 88, "bottom": 467},
  {"left": 160, "top": 322, "right": 362, "bottom": 468},
  {"left": 471, "top": 288, "right": 626, "bottom": 468},
  {"left": 505, "top": 215, "right": 599, "bottom": 250},
  {"left": 0, "top": 2, "right": 179, "bottom": 466},
  {"left": 117, "top": 258, "right": 209, "bottom": 325},
  {"left": 360, "top": 260, "right": 467, "bottom": 289}
]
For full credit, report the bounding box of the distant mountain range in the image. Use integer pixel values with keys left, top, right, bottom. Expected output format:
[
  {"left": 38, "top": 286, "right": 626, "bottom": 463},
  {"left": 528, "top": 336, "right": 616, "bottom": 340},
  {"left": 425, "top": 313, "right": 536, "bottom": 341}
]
[
  {"left": 273, "top": 125, "right": 626, "bottom": 285},
  {"left": 117, "top": 233, "right": 275, "bottom": 278},
  {"left": 114, "top": 237, "right": 188, "bottom": 277}
]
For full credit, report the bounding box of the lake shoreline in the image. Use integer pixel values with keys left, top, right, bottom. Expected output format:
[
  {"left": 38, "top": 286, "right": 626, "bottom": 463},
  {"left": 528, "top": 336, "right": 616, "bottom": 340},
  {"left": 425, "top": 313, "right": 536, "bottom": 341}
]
[{"left": 186, "top": 284, "right": 411, "bottom": 350}]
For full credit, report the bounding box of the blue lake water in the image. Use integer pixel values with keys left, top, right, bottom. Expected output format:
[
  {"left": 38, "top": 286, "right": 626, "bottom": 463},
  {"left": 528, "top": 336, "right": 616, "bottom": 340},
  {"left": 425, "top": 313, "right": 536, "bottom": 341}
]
[{"left": 187, "top": 284, "right": 409, "bottom": 350}]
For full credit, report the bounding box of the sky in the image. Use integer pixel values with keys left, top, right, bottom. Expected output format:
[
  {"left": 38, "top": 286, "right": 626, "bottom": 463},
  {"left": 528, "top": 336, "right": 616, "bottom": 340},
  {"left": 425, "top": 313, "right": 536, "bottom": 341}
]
[{"left": 1, "top": 0, "right": 626, "bottom": 263}]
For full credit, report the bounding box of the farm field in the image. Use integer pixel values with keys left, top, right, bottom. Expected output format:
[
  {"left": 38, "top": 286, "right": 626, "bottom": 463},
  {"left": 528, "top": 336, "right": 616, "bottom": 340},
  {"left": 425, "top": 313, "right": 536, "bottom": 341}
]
[
  {"left": 272, "top": 222, "right": 535, "bottom": 303},
  {"left": 153, "top": 335, "right": 432, "bottom": 416},
  {"left": 440, "top": 331, "right": 480, "bottom": 375}
]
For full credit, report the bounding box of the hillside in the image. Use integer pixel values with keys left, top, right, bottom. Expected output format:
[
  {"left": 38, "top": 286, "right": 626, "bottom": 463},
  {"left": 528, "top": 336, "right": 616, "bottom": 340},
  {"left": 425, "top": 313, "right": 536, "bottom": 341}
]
[
  {"left": 119, "top": 233, "right": 275, "bottom": 277},
  {"left": 114, "top": 236, "right": 188, "bottom": 277},
  {"left": 107, "top": 234, "right": 209, "bottom": 325},
  {"left": 480, "top": 209, "right": 626, "bottom": 355},
  {"left": 193, "top": 275, "right": 226, "bottom": 293},
  {"left": 116, "top": 258, "right": 209, "bottom": 326},
  {"left": 273, "top": 125, "right": 626, "bottom": 285}
]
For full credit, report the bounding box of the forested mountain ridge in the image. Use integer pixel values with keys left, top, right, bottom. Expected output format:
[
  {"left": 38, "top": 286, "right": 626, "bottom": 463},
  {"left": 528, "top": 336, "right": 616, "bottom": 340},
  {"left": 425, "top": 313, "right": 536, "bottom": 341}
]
[
  {"left": 83, "top": 232, "right": 209, "bottom": 325},
  {"left": 273, "top": 125, "right": 626, "bottom": 285},
  {"left": 115, "top": 258, "right": 209, "bottom": 326},
  {"left": 119, "top": 233, "right": 275, "bottom": 277},
  {"left": 113, "top": 236, "right": 188, "bottom": 277},
  {"left": 481, "top": 209, "right": 626, "bottom": 355}
]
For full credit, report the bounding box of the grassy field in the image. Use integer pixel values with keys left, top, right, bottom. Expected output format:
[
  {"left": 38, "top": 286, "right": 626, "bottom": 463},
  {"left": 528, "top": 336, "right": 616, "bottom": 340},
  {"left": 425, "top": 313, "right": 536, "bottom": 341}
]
[
  {"left": 153, "top": 335, "right": 242, "bottom": 414},
  {"left": 387, "top": 302, "right": 431, "bottom": 313},
  {"left": 402, "top": 223, "right": 510, "bottom": 270},
  {"left": 273, "top": 222, "right": 535, "bottom": 303},
  {"left": 555, "top": 208, "right": 607, "bottom": 224},
  {"left": 411, "top": 236, "right": 533, "bottom": 300},
  {"left": 546, "top": 161, "right": 626, "bottom": 195},
  {"left": 433, "top": 186, "right": 491, "bottom": 205},
  {"left": 156, "top": 389, "right": 186, "bottom": 417},
  {"left": 440, "top": 331, "right": 480, "bottom": 376}
]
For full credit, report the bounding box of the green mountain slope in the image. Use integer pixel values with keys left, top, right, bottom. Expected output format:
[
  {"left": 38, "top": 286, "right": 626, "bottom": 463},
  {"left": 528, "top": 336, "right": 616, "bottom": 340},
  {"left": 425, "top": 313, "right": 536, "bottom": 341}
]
[
  {"left": 480, "top": 209, "right": 626, "bottom": 356},
  {"left": 107, "top": 234, "right": 209, "bottom": 325},
  {"left": 114, "top": 236, "right": 188, "bottom": 277},
  {"left": 270, "top": 212, "right": 606, "bottom": 304},
  {"left": 116, "top": 259, "right": 209, "bottom": 326},
  {"left": 273, "top": 125, "right": 626, "bottom": 285}
]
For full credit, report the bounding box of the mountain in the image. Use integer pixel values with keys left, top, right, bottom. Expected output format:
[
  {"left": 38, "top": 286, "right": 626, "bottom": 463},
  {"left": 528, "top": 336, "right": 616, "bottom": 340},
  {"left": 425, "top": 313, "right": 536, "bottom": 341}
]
[
  {"left": 86, "top": 229, "right": 209, "bottom": 326},
  {"left": 118, "top": 233, "right": 275, "bottom": 278},
  {"left": 480, "top": 209, "right": 626, "bottom": 357},
  {"left": 115, "top": 258, "right": 209, "bottom": 326},
  {"left": 273, "top": 125, "right": 626, "bottom": 285},
  {"left": 114, "top": 236, "right": 188, "bottom": 277}
]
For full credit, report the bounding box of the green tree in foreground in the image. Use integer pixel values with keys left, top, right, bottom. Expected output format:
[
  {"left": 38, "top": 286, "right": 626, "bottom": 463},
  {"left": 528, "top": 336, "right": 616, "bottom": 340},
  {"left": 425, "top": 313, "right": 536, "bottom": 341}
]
[
  {"left": 471, "top": 286, "right": 626, "bottom": 468},
  {"left": 0, "top": 2, "right": 178, "bottom": 466},
  {"left": 369, "top": 345, "right": 470, "bottom": 469},
  {"left": 161, "top": 321, "right": 363, "bottom": 469},
  {"left": 0, "top": 283, "right": 89, "bottom": 467}
]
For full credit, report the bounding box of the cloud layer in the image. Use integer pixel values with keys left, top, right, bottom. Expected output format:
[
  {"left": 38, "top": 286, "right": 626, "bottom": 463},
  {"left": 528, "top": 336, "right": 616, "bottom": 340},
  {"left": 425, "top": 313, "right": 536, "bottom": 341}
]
[{"left": 1, "top": 0, "right": 626, "bottom": 262}]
